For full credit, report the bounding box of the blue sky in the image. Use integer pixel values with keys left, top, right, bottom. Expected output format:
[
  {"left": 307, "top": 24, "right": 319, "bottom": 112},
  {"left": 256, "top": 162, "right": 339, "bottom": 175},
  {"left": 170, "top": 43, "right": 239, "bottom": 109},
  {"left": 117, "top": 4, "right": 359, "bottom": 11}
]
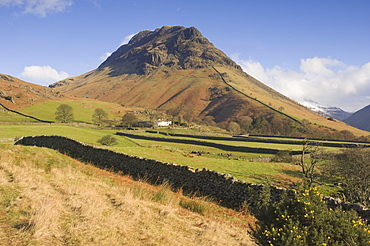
[{"left": 1, "top": 0, "right": 370, "bottom": 112}]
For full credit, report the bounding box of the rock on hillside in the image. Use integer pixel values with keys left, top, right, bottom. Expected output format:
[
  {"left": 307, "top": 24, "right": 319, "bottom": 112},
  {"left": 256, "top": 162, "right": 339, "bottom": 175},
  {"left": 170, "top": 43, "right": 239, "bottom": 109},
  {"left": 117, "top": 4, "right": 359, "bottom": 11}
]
[{"left": 343, "top": 104, "right": 370, "bottom": 132}]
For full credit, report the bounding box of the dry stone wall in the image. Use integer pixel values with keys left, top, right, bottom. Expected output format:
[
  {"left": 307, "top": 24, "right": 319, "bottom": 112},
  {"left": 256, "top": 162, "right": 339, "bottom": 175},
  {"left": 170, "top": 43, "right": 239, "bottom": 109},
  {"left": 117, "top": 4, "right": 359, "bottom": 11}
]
[{"left": 15, "top": 135, "right": 370, "bottom": 219}]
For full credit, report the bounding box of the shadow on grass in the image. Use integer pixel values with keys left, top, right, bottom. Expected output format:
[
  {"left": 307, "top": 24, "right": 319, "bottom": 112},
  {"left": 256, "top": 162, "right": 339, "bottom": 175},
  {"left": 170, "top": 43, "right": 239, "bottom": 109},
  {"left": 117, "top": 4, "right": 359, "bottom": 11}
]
[{"left": 281, "top": 169, "right": 303, "bottom": 179}]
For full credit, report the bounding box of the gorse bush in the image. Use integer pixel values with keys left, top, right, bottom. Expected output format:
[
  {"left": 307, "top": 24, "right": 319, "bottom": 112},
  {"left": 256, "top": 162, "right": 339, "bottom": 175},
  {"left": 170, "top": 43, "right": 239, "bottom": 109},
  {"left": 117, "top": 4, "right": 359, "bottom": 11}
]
[{"left": 250, "top": 184, "right": 370, "bottom": 246}]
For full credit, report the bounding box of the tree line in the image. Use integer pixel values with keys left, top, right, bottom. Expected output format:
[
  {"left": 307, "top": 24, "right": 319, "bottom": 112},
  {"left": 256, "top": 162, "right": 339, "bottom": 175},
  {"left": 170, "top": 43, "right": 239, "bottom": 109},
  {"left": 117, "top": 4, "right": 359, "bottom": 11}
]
[{"left": 54, "top": 104, "right": 139, "bottom": 127}]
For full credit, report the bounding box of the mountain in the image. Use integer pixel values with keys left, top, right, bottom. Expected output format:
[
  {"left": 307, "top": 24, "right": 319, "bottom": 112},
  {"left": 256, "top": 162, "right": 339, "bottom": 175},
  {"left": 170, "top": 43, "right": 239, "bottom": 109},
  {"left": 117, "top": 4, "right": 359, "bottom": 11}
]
[
  {"left": 49, "top": 25, "right": 367, "bottom": 136},
  {"left": 343, "top": 104, "right": 370, "bottom": 132},
  {"left": 299, "top": 99, "right": 352, "bottom": 121},
  {"left": 98, "top": 26, "right": 242, "bottom": 76}
]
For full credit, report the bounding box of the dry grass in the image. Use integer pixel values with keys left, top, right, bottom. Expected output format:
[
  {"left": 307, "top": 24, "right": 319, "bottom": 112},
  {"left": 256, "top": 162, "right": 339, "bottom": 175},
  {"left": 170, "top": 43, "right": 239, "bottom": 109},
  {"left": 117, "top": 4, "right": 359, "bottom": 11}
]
[{"left": 0, "top": 144, "right": 256, "bottom": 245}]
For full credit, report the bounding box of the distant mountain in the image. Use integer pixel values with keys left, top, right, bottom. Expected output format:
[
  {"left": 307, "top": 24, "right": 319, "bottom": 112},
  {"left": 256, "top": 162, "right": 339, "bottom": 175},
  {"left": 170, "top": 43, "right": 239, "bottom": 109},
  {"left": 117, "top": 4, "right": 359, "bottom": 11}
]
[
  {"left": 49, "top": 25, "right": 367, "bottom": 136},
  {"left": 343, "top": 104, "right": 370, "bottom": 132},
  {"left": 299, "top": 99, "right": 352, "bottom": 121}
]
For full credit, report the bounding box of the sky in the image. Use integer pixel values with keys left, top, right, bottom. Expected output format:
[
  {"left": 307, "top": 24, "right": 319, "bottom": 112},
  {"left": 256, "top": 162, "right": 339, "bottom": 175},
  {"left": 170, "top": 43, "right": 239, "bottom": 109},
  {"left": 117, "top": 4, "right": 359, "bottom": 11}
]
[{"left": 1, "top": 0, "right": 370, "bottom": 112}]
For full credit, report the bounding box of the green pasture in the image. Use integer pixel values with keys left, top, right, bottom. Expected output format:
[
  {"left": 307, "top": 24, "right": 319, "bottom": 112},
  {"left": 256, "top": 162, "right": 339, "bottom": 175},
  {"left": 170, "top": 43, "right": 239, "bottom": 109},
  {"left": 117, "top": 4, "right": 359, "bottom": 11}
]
[
  {"left": 0, "top": 111, "right": 36, "bottom": 123},
  {"left": 0, "top": 124, "right": 140, "bottom": 148},
  {"left": 125, "top": 131, "right": 341, "bottom": 152},
  {"left": 0, "top": 124, "right": 343, "bottom": 193}
]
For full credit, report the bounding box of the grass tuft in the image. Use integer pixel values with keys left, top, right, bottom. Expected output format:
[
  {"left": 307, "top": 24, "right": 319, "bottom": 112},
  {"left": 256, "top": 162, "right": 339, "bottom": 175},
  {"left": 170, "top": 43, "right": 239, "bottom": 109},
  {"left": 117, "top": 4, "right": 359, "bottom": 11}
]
[{"left": 179, "top": 198, "right": 207, "bottom": 215}]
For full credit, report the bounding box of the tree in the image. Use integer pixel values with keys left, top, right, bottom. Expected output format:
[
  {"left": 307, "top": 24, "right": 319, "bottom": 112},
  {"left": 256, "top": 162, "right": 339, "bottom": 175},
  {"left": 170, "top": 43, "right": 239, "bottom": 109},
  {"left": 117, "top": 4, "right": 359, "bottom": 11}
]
[
  {"left": 328, "top": 148, "right": 370, "bottom": 206},
  {"left": 166, "top": 108, "right": 181, "bottom": 126},
  {"left": 296, "top": 141, "right": 325, "bottom": 187},
  {"left": 202, "top": 116, "right": 217, "bottom": 126},
  {"left": 55, "top": 104, "right": 74, "bottom": 123},
  {"left": 182, "top": 113, "right": 194, "bottom": 124},
  {"left": 92, "top": 108, "right": 108, "bottom": 126},
  {"left": 121, "top": 112, "right": 138, "bottom": 128},
  {"left": 238, "top": 116, "right": 252, "bottom": 134},
  {"left": 228, "top": 122, "right": 241, "bottom": 135}
]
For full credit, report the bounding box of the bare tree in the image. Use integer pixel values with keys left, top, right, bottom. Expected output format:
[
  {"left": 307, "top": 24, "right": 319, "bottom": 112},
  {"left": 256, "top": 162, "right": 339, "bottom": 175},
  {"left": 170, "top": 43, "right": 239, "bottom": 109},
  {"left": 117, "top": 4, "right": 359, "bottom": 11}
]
[
  {"left": 166, "top": 108, "right": 181, "bottom": 126},
  {"left": 328, "top": 147, "right": 370, "bottom": 206},
  {"left": 296, "top": 141, "right": 325, "bottom": 187}
]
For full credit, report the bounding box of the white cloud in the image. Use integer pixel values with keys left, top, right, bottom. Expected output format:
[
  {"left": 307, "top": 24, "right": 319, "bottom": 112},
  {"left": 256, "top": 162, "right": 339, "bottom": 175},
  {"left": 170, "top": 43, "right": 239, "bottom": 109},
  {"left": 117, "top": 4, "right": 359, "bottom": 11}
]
[
  {"left": 234, "top": 55, "right": 370, "bottom": 112},
  {"left": 0, "top": 0, "right": 73, "bottom": 17},
  {"left": 21, "top": 65, "right": 69, "bottom": 86},
  {"left": 121, "top": 34, "right": 136, "bottom": 46},
  {"left": 99, "top": 52, "right": 111, "bottom": 61}
]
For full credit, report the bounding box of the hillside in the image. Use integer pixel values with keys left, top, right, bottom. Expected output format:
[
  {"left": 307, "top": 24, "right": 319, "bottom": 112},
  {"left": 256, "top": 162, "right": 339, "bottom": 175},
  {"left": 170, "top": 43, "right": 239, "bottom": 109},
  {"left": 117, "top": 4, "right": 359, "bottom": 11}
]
[
  {"left": 49, "top": 26, "right": 368, "bottom": 137},
  {"left": 0, "top": 74, "right": 67, "bottom": 110},
  {"left": 344, "top": 104, "right": 370, "bottom": 131},
  {"left": 0, "top": 74, "right": 129, "bottom": 124},
  {"left": 0, "top": 144, "right": 255, "bottom": 245}
]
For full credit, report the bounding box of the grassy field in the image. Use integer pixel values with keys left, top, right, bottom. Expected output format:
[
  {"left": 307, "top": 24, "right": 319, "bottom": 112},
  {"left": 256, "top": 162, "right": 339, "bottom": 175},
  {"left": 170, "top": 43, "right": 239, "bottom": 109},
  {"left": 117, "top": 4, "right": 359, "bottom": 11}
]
[
  {"left": 0, "top": 124, "right": 345, "bottom": 194},
  {"left": 0, "top": 111, "right": 36, "bottom": 123},
  {"left": 0, "top": 144, "right": 255, "bottom": 245}
]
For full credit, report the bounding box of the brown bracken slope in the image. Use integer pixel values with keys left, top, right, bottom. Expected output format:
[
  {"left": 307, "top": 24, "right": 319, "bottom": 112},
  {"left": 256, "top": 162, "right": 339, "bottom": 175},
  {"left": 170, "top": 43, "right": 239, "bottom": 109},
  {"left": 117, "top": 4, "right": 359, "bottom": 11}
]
[{"left": 0, "top": 74, "right": 72, "bottom": 111}]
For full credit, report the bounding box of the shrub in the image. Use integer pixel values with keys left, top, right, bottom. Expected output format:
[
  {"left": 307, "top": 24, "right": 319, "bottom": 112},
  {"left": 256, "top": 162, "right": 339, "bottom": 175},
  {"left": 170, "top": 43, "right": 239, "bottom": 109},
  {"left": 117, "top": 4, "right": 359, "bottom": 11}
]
[
  {"left": 97, "top": 135, "right": 118, "bottom": 146},
  {"left": 271, "top": 150, "right": 293, "bottom": 163},
  {"left": 152, "top": 183, "right": 173, "bottom": 203},
  {"left": 249, "top": 184, "right": 370, "bottom": 245}
]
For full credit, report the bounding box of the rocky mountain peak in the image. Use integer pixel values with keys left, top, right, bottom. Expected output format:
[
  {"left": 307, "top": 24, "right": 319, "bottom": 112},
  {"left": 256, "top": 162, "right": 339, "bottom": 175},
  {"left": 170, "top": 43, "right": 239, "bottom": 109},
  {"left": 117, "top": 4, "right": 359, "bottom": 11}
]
[{"left": 98, "top": 26, "right": 242, "bottom": 75}]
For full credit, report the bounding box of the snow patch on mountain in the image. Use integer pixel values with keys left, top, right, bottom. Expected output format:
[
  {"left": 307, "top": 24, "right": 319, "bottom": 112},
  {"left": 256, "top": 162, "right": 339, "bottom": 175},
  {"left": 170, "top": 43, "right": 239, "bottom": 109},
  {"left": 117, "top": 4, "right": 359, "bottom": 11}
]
[{"left": 299, "top": 99, "right": 352, "bottom": 121}]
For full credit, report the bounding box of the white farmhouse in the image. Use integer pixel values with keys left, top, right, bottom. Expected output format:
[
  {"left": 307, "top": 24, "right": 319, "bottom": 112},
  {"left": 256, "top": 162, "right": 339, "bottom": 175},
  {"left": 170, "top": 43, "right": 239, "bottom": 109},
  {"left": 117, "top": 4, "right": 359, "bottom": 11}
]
[{"left": 157, "top": 120, "right": 172, "bottom": 127}]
